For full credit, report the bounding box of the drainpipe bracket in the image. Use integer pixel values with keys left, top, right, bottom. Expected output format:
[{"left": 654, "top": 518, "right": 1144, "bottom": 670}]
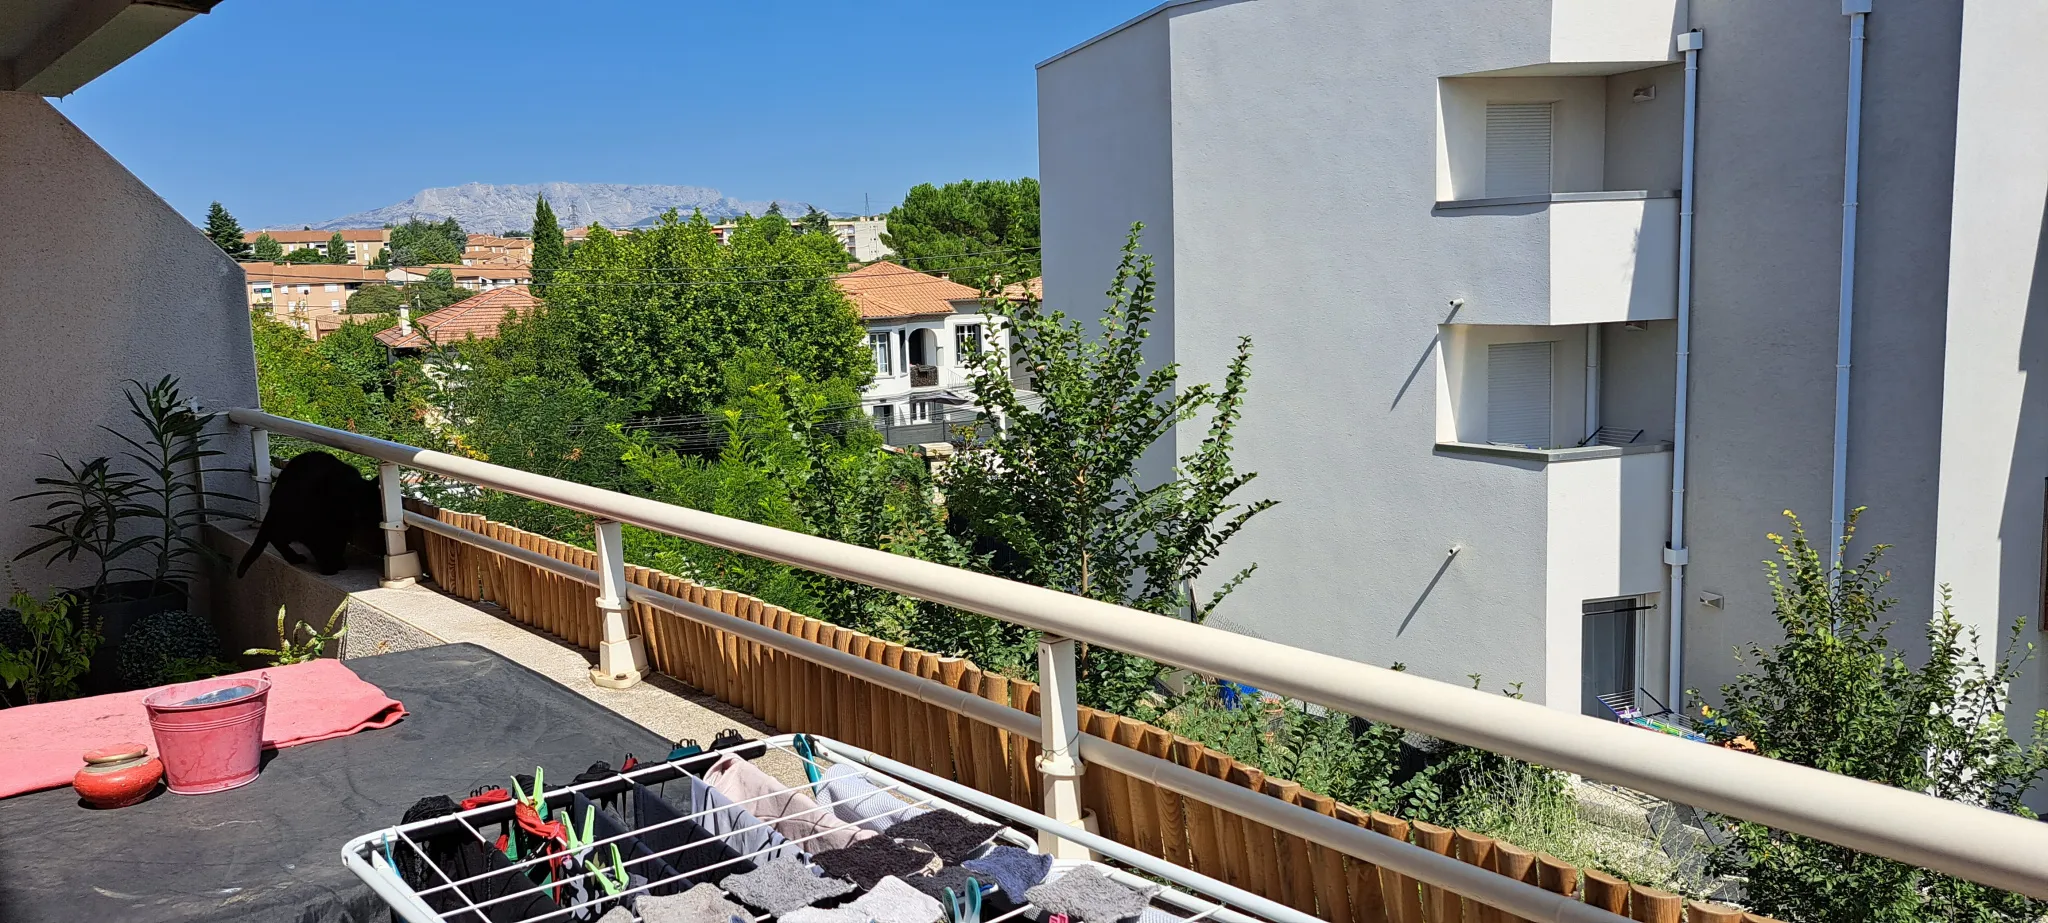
[
  {"left": 1843, "top": 0, "right": 1870, "bottom": 14},
  {"left": 1676, "top": 30, "right": 1705, "bottom": 51},
  {"left": 1663, "top": 545, "right": 1690, "bottom": 566}
]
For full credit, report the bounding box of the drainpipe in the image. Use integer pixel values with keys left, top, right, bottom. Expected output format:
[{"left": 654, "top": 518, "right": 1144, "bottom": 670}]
[
  {"left": 1665, "top": 29, "right": 1704, "bottom": 711},
  {"left": 1828, "top": 0, "right": 1870, "bottom": 581}
]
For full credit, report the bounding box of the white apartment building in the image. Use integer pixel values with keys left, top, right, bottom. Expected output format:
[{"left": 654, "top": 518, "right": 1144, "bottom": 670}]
[
  {"left": 837, "top": 261, "right": 1009, "bottom": 443},
  {"left": 714, "top": 216, "right": 895, "bottom": 263},
  {"left": 1039, "top": 0, "right": 2048, "bottom": 731}
]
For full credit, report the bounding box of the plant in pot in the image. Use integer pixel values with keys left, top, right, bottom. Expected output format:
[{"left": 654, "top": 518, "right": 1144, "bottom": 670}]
[{"left": 12, "top": 377, "right": 245, "bottom": 691}]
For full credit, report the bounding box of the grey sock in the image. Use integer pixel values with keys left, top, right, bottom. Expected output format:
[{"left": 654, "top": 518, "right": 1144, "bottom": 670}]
[
  {"left": 1025, "top": 866, "right": 1159, "bottom": 923},
  {"left": 636, "top": 882, "right": 752, "bottom": 923},
  {"left": 722, "top": 856, "right": 856, "bottom": 915},
  {"left": 962, "top": 847, "right": 1052, "bottom": 902}
]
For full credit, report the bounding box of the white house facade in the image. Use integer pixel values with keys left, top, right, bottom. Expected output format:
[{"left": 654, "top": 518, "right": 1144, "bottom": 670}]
[{"left": 837, "top": 262, "right": 1012, "bottom": 444}]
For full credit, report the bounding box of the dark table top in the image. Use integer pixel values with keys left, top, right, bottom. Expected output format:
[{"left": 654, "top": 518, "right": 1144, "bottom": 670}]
[{"left": 0, "top": 643, "right": 671, "bottom": 923}]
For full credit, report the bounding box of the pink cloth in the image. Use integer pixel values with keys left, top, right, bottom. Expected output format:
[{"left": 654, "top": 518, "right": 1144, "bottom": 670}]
[
  {"left": 0, "top": 658, "right": 406, "bottom": 798},
  {"left": 703, "top": 752, "right": 875, "bottom": 852}
]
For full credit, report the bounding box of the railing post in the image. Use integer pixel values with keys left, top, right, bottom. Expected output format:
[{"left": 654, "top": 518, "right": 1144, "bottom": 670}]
[
  {"left": 249, "top": 427, "right": 272, "bottom": 517},
  {"left": 1036, "top": 634, "right": 1089, "bottom": 858},
  {"left": 589, "top": 519, "right": 649, "bottom": 689},
  {"left": 377, "top": 462, "right": 422, "bottom": 589}
]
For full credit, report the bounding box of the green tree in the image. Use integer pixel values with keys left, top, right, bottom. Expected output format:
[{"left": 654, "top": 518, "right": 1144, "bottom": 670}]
[
  {"left": 251, "top": 233, "right": 284, "bottom": 261},
  {"left": 367, "top": 246, "right": 392, "bottom": 270},
  {"left": 205, "top": 202, "right": 251, "bottom": 259},
  {"left": 943, "top": 225, "right": 1272, "bottom": 713},
  {"left": 1702, "top": 511, "right": 2048, "bottom": 923},
  {"left": 800, "top": 206, "right": 833, "bottom": 236},
  {"left": 325, "top": 232, "right": 350, "bottom": 264},
  {"left": 250, "top": 310, "right": 427, "bottom": 458},
  {"left": 346, "top": 283, "right": 405, "bottom": 314},
  {"left": 531, "top": 195, "right": 566, "bottom": 295},
  {"left": 543, "top": 212, "right": 870, "bottom": 416},
  {"left": 881, "top": 178, "right": 1039, "bottom": 286},
  {"left": 389, "top": 217, "right": 465, "bottom": 265},
  {"left": 279, "top": 247, "right": 325, "bottom": 263},
  {"left": 405, "top": 269, "right": 471, "bottom": 314}
]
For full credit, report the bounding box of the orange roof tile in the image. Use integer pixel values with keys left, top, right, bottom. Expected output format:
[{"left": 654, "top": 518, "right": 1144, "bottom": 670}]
[
  {"left": 1001, "top": 276, "right": 1042, "bottom": 302},
  {"left": 835, "top": 261, "right": 984, "bottom": 320},
  {"left": 241, "top": 262, "right": 385, "bottom": 283},
  {"left": 376, "top": 286, "right": 538, "bottom": 349},
  {"left": 245, "top": 229, "right": 388, "bottom": 244}
]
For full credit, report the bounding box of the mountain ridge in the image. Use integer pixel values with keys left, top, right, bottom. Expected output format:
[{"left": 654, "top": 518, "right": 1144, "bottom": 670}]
[{"left": 293, "top": 182, "right": 838, "bottom": 233}]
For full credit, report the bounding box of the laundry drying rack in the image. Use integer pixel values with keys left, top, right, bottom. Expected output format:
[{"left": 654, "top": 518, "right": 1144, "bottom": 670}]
[{"left": 344, "top": 734, "right": 1317, "bottom": 923}]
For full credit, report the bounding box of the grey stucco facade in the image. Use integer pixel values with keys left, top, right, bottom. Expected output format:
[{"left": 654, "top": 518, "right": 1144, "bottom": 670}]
[
  {"left": 1039, "top": 0, "right": 2039, "bottom": 724},
  {"left": 0, "top": 91, "right": 261, "bottom": 594}
]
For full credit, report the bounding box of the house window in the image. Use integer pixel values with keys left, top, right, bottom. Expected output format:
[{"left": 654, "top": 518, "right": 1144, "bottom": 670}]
[
  {"left": 873, "top": 403, "right": 894, "bottom": 426},
  {"left": 910, "top": 400, "right": 933, "bottom": 423},
  {"left": 329, "top": 299, "right": 341, "bottom": 310},
  {"left": 1486, "top": 341, "right": 1553, "bottom": 448},
  {"left": 1581, "top": 596, "right": 1648, "bottom": 718},
  {"left": 954, "top": 324, "right": 984, "bottom": 365},
  {"left": 1485, "top": 102, "right": 1553, "bottom": 197},
  {"left": 299, "top": 285, "right": 311, "bottom": 294},
  {"left": 869, "top": 332, "right": 894, "bottom": 376}
]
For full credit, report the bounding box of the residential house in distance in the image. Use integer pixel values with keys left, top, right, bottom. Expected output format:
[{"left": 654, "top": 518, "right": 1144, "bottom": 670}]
[
  {"left": 464, "top": 234, "right": 533, "bottom": 264},
  {"left": 712, "top": 216, "right": 895, "bottom": 262},
  {"left": 836, "top": 261, "right": 1008, "bottom": 441},
  {"left": 1039, "top": 0, "right": 2042, "bottom": 728},
  {"left": 240, "top": 261, "right": 384, "bottom": 329},
  {"left": 242, "top": 228, "right": 389, "bottom": 264},
  {"left": 376, "top": 285, "right": 536, "bottom": 352},
  {"left": 386, "top": 263, "right": 531, "bottom": 291}
]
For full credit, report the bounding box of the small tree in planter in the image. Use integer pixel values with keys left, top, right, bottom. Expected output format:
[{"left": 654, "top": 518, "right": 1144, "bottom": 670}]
[{"left": 11, "top": 377, "right": 244, "bottom": 689}]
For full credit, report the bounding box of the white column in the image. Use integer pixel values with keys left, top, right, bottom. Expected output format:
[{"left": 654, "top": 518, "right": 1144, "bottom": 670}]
[
  {"left": 377, "top": 463, "right": 421, "bottom": 588},
  {"left": 590, "top": 519, "right": 649, "bottom": 689},
  {"left": 250, "top": 427, "right": 272, "bottom": 517},
  {"left": 1035, "top": 635, "right": 1089, "bottom": 858}
]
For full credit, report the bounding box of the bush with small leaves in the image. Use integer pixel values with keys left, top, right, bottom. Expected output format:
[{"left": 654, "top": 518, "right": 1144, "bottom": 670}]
[{"left": 118, "top": 608, "right": 221, "bottom": 690}]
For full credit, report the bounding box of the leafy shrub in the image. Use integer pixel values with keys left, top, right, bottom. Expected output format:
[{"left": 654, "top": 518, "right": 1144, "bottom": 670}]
[
  {"left": 0, "top": 587, "right": 99, "bottom": 705},
  {"left": 118, "top": 608, "right": 220, "bottom": 689}
]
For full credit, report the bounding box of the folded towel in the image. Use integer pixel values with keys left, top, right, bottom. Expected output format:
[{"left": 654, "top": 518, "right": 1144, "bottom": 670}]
[
  {"left": 704, "top": 753, "right": 874, "bottom": 852},
  {"left": 881, "top": 811, "right": 1002, "bottom": 862},
  {"left": 637, "top": 882, "right": 752, "bottom": 923},
  {"left": 818, "top": 762, "right": 928, "bottom": 831},
  {"left": 1026, "top": 866, "right": 1160, "bottom": 923},
  {"left": 963, "top": 846, "right": 1053, "bottom": 902},
  {"left": 721, "top": 855, "right": 856, "bottom": 915},
  {"left": 781, "top": 876, "right": 945, "bottom": 923},
  {"left": 811, "top": 836, "right": 942, "bottom": 890}
]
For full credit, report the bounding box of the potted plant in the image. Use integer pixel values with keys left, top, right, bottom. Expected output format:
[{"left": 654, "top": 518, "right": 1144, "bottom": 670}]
[
  {"left": 12, "top": 377, "right": 243, "bottom": 690},
  {"left": 0, "top": 585, "right": 101, "bottom": 706}
]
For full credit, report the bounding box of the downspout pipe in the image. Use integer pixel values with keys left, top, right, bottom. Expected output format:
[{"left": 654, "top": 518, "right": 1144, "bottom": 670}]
[
  {"left": 1829, "top": 0, "right": 1871, "bottom": 581},
  {"left": 1666, "top": 29, "right": 1704, "bottom": 712}
]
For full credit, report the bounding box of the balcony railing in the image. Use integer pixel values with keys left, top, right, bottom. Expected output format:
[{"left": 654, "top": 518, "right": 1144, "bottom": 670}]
[
  {"left": 228, "top": 407, "right": 2048, "bottom": 917},
  {"left": 911, "top": 363, "right": 938, "bottom": 387}
]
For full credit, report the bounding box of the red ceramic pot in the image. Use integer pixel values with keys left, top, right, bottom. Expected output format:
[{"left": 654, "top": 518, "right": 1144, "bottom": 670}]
[{"left": 74, "top": 742, "right": 163, "bottom": 808}]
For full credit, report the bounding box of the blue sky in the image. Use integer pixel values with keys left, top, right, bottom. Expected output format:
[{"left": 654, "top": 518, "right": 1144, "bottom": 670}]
[{"left": 52, "top": 1, "right": 1151, "bottom": 229}]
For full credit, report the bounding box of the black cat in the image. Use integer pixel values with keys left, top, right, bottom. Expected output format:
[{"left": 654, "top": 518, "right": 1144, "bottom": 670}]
[{"left": 237, "top": 451, "right": 382, "bottom": 577}]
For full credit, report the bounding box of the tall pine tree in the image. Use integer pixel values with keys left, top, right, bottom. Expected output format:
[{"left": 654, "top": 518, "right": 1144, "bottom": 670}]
[
  {"left": 205, "top": 202, "right": 251, "bottom": 259},
  {"left": 530, "top": 195, "right": 566, "bottom": 296},
  {"left": 326, "top": 232, "right": 350, "bottom": 264}
]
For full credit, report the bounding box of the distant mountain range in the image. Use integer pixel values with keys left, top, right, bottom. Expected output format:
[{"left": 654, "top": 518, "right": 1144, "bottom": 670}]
[{"left": 295, "top": 182, "right": 837, "bottom": 234}]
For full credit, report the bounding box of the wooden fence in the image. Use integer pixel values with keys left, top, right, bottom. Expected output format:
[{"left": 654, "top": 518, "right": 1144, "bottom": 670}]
[{"left": 406, "top": 502, "right": 1774, "bottom": 923}]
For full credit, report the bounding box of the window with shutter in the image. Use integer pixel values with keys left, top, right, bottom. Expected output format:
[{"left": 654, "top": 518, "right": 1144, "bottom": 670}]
[
  {"left": 1485, "top": 102, "right": 1554, "bottom": 197},
  {"left": 1487, "top": 341, "right": 1553, "bottom": 448}
]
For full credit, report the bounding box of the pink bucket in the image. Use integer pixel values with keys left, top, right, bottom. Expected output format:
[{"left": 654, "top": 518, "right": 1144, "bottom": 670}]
[{"left": 142, "top": 675, "right": 271, "bottom": 794}]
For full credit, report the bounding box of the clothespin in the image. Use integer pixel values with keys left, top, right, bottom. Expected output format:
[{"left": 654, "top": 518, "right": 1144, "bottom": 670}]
[
  {"left": 605, "top": 843, "right": 627, "bottom": 896},
  {"left": 1049, "top": 915, "right": 1069, "bottom": 923},
  {"left": 945, "top": 877, "right": 983, "bottom": 923},
  {"left": 509, "top": 768, "right": 548, "bottom": 820},
  {"left": 378, "top": 833, "right": 401, "bottom": 880},
  {"left": 668, "top": 738, "right": 703, "bottom": 761},
  {"left": 794, "top": 734, "right": 822, "bottom": 787}
]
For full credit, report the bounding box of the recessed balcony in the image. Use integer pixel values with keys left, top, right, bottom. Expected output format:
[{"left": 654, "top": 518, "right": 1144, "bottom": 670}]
[{"left": 1435, "top": 192, "right": 1679, "bottom": 324}]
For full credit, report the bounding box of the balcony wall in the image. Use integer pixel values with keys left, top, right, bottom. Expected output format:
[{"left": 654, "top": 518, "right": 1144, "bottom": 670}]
[
  {"left": 1543, "top": 448, "right": 1674, "bottom": 714},
  {"left": 1435, "top": 194, "right": 1677, "bottom": 325},
  {"left": 1550, "top": 0, "right": 1686, "bottom": 68}
]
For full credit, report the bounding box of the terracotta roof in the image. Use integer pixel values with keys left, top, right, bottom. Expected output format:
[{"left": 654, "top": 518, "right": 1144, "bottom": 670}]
[
  {"left": 463, "top": 255, "right": 530, "bottom": 267},
  {"left": 245, "top": 229, "right": 388, "bottom": 244},
  {"left": 1001, "top": 276, "right": 1042, "bottom": 301},
  {"left": 376, "top": 286, "right": 538, "bottom": 349},
  {"left": 241, "top": 262, "right": 384, "bottom": 283},
  {"left": 403, "top": 264, "right": 532, "bottom": 280},
  {"left": 835, "top": 261, "right": 983, "bottom": 320}
]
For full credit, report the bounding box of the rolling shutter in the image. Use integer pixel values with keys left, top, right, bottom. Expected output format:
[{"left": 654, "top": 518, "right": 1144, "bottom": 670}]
[
  {"left": 1487, "top": 341, "right": 1553, "bottom": 448},
  {"left": 1486, "top": 102, "right": 1554, "bottom": 197}
]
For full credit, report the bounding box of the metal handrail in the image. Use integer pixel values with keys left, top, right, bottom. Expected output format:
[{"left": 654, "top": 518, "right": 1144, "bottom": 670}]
[{"left": 230, "top": 407, "right": 2048, "bottom": 900}]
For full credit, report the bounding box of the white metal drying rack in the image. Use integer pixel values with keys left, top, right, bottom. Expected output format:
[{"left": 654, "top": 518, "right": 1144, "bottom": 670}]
[{"left": 344, "top": 734, "right": 1318, "bottom": 923}]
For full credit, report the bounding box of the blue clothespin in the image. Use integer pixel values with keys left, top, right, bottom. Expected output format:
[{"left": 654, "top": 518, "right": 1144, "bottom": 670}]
[
  {"left": 378, "top": 832, "right": 401, "bottom": 880},
  {"left": 794, "top": 734, "right": 822, "bottom": 787},
  {"left": 945, "top": 877, "right": 983, "bottom": 923}
]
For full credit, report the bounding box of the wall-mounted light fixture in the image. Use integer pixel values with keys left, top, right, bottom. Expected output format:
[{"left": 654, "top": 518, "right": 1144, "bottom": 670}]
[{"left": 1632, "top": 85, "right": 1657, "bottom": 102}]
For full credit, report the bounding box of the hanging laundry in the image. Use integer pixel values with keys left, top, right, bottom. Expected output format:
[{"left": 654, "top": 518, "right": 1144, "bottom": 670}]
[
  {"left": 703, "top": 753, "right": 874, "bottom": 852},
  {"left": 720, "top": 855, "right": 857, "bottom": 915},
  {"left": 962, "top": 847, "right": 1052, "bottom": 903},
  {"left": 627, "top": 778, "right": 798, "bottom": 885},
  {"left": 880, "top": 811, "right": 1002, "bottom": 862},
  {"left": 817, "top": 762, "right": 929, "bottom": 832},
  {"left": 1025, "top": 866, "right": 1161, "bottom": 923},
  {"left": 635, "top": 882, "right": 753, "bottom": 923},
  {"left": 780, "top": 875, "right": 946, "bottom": 923},
  {"left": 811, "top": 835, "right": 943, "bottom": 889}
]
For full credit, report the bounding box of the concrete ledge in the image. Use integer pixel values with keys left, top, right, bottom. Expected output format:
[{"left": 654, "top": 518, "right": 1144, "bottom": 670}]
[
  {"left": 1433, "top": 189, "right": 1678, "bottom": 211},
  {"left": 1434, "top": 440, "right": 1673, "bottom": 463}
]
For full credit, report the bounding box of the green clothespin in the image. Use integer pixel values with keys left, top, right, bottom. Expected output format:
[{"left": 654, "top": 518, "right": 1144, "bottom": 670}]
[{"left": 509, "top": 768, "right": 548, "bottom": 820}]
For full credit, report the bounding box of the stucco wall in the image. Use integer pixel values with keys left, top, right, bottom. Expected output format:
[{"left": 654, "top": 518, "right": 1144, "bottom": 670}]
[
  {"left": 1599, "top": 320, "right": 1677, "bottom": 444},
  {"left": 1438, "top": 75, "right": 1608, "bottom": 199},
  {"left": 1602, "top": 64, "right": 1684, "bottom": 191},
  {"left": 1681, "top": 0, "right": 1962, "bottom": 700},
  {"left": 0, "top": 92, "right": 260, "bottom": 595},
  {"left": 1545, "top": 450, "right": 1673, "bottom": 713},
  {"left": 1930, "top": 0, "right": 2048, "bottom": 761}
]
